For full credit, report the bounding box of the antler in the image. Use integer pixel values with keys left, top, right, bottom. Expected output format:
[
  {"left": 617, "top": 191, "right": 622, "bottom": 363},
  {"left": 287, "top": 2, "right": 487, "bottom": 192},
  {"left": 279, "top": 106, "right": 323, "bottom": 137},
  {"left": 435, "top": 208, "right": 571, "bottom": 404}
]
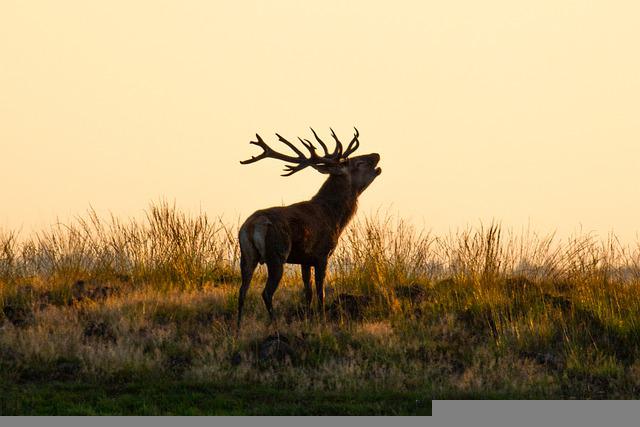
[{"left": 240, "top": 128, "right": 360, "bottom": 176}]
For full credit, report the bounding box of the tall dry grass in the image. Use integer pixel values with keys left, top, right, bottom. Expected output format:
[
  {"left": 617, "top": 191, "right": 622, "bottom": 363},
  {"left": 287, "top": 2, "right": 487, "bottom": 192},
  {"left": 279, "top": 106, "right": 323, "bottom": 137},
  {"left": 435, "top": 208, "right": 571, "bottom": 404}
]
[{"left": 2, "top": 202, "right": 640, "bottom": 398}]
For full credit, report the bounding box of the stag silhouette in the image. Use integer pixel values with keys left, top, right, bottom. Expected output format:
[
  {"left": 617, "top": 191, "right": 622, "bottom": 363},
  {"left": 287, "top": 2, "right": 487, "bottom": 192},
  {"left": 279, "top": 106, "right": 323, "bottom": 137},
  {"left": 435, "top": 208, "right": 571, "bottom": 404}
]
[{"left": 237, "top": 128, "right": 381, "bottom": 329}]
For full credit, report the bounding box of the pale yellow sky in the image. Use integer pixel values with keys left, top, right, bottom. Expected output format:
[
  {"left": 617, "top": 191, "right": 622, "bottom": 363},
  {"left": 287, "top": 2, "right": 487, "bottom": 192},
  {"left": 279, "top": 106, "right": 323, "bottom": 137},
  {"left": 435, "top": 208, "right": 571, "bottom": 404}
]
[{"left": 1, "top": 1, "right": 639, "bottom": 240}]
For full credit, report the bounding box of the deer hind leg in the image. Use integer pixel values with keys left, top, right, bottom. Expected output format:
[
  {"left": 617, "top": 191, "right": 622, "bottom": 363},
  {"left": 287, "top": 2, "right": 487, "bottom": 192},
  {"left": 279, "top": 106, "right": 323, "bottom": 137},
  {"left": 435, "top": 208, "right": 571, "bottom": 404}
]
[
  {"left": 262, "top": 261, "right": 285, "bottom": 324},
  {"left": 237, "top": 227, "right": 260, "bottom": 331},
  {"left": 237, "top": 253, "right": 258, "bottom": 331}
]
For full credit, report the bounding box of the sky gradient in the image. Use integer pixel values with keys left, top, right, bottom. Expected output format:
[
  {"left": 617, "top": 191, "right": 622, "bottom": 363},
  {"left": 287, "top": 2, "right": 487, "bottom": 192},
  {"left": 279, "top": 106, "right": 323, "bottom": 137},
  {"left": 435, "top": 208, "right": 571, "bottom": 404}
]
[{"left": 1, "top": 1, "right": 639, "bottom": 241}]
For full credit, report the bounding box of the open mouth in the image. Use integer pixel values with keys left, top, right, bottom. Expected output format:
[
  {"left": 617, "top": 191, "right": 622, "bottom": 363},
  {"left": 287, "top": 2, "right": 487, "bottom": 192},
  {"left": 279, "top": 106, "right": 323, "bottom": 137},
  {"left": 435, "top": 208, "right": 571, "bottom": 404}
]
[{"left": 375, "top": 167, "right": 382, "bottom": 176}]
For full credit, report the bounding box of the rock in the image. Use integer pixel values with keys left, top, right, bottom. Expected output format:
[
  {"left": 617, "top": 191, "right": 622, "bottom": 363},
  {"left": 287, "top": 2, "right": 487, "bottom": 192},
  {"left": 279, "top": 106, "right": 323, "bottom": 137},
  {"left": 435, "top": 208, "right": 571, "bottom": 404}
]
[{"left": 2, "top": 304, "right": 34, "bottom": 327}]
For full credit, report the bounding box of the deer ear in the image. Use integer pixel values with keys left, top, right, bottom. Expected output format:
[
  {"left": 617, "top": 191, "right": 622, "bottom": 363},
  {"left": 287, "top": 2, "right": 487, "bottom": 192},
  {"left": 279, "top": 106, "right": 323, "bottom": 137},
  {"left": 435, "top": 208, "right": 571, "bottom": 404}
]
[{"left": 312, "top": 162, "right": 348, "bottom": 175}]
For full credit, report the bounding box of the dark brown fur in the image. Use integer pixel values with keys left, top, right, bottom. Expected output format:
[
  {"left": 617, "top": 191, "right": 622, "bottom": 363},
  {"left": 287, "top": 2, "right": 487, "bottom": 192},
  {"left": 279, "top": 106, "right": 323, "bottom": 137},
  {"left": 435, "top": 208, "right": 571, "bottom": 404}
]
[{"left": 237, "top": 153, "right": 381, "bottom": 329}]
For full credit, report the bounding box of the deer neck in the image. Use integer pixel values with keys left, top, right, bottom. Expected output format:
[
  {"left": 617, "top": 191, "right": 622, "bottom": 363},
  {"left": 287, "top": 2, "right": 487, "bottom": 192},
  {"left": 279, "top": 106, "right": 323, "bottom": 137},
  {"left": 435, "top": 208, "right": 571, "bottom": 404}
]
[{"left": 311, "top": 174, "right": 358, "bottom": 232}]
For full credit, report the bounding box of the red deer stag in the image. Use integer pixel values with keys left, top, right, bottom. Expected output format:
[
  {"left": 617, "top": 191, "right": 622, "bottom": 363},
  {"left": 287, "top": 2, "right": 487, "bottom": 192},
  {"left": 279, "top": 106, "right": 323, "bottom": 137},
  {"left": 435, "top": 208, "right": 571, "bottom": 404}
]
[{"left": 237, "top": 128, "right": 381, "bottom": 329}]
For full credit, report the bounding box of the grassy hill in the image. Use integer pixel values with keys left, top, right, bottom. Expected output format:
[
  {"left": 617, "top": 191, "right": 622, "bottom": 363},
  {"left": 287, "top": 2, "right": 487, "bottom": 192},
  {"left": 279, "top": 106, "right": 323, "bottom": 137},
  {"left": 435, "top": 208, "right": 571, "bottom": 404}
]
[{"left": 1, "top": 203, "right": 640, "bottom": 414}]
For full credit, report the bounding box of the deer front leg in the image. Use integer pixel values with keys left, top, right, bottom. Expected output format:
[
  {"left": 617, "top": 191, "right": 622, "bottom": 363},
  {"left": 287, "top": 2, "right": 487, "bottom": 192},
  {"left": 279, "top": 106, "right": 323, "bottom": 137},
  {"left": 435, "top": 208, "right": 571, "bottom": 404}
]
[
  {"left": 301, "top": 264, "right": 313, "bottom": 312},
  {"left": 314, "top": 260, "right": 327, "bottom": 315}
]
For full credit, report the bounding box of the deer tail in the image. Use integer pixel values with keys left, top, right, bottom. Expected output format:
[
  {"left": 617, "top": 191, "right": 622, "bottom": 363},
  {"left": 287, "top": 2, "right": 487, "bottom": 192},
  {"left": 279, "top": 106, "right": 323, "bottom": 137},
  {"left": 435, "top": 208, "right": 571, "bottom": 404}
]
[
  {"left": 239, "top": 216, "right": 271, "bottom": 265},
  {"left": 251, "top": 218, "right": 271, "bottom": 264}
]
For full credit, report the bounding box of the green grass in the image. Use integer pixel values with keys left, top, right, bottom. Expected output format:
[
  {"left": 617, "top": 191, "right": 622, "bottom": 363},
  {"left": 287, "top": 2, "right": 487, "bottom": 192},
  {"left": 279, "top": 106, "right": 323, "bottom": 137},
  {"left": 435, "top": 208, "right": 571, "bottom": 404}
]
[
  {"left": 1, "top": 202, "right": 640, "bottom": 414},
  {"left": 0, "top": 381, "right": 431, "bottom": 415}
]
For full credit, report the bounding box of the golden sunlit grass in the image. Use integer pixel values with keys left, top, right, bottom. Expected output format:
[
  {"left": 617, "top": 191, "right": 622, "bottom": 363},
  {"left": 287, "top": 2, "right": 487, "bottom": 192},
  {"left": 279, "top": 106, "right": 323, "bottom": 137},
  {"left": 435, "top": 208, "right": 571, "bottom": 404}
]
[{"left": 2, "top": 202, "right": 640, "bottom": 413}]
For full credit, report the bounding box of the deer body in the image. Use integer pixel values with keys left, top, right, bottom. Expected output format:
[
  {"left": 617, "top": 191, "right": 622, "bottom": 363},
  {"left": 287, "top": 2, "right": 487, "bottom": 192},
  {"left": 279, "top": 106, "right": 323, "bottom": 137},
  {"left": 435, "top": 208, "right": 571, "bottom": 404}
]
[{"left": 237, "top": 129, "right": 381, "bottom": 329}]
